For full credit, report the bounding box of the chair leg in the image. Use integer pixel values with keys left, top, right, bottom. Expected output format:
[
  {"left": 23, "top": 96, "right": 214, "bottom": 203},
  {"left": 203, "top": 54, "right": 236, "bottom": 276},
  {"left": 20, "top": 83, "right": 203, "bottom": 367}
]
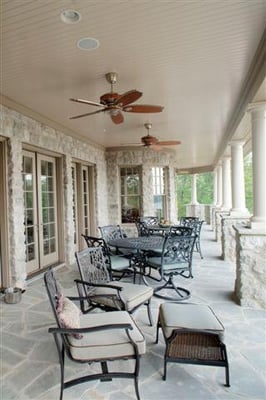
[
  {"left": 163, "top": 356, "right": 167, "bottom": 381},
  {"left": 154, "top": 275, "right": 190, "bottom": 301},
  {"left": 134, "top": 376, "right": 141, "bottom": 400},
  {"left": 147, "top": 299, "right": 153, "bottom": 326}
]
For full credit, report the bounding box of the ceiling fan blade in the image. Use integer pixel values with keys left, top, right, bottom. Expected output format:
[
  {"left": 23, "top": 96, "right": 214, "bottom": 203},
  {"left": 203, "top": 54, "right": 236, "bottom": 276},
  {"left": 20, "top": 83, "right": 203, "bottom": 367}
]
[
  {"left": 70, "top": 98, "right": 104, "bottom": 107},
  {"left": 115, "top": 90, "right": 142, "bottom": 107},
  {"left": 110, "top": 111, "right": 124, "bottom": 124},
  {"left": 157, "top": 140, "right": 181, "bottom": 146},
  {"left": 69, "top": 109, "right": 105, "bottom": 119},
  {"left": 123, "top": 104, "right": 164, "bottom": 113},
  {"left": 150, "top": 144, "right": 162, "bottom": 151}
]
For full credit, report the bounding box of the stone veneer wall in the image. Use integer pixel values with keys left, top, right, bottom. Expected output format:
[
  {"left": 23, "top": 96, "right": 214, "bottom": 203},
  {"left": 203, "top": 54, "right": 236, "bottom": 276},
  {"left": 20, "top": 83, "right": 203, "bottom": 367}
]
[
  {"left": 1, "top": 105, "right": 108, "bottom": 287},
  {"left": 234, "top": 226, "right": 266, "bottom": 309},
  {"left": 105, "top": 148, "right": 178, "bottom": 237},
  {"left": 221, "top": 216, "right": 250, "bottom": 261}
]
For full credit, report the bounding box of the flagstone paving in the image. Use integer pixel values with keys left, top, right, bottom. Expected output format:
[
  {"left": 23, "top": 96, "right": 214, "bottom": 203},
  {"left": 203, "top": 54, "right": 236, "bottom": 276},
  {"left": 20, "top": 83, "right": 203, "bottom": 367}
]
[{"left": 1, "top": 225, "right": 265, "bottom": 400}]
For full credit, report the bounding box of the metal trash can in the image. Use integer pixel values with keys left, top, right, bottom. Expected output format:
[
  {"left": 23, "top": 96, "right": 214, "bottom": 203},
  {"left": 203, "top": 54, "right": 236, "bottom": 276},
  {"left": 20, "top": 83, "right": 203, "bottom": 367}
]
[{"left": 4, "top": 287, "right": 24, "bottom": 304}]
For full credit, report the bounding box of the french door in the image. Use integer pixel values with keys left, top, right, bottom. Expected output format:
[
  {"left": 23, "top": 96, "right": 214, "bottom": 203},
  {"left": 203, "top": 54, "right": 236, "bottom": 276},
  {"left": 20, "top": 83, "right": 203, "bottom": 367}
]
[
  {"left": 23, "top": 151, "right": 59, "bottom": 274},
  {"left": 72, "top": 162, "right": 94, "bottom": 251}
]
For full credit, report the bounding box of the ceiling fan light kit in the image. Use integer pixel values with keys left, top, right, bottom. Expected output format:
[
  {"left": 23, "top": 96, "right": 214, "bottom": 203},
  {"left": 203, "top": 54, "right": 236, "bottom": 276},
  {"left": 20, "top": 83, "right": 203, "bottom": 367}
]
[{"left": 69, "top": 72, "right": 164, "bottom": 124}]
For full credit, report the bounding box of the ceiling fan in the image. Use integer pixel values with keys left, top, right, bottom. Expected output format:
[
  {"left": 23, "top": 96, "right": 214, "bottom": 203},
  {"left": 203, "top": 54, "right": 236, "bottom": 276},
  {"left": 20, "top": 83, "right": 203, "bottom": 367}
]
[
  {"left": 139, "top": 123, "right": 181, "bottom": 151},
  {"left": 69, "top": 72, "right": 164, "bottom": 124}
]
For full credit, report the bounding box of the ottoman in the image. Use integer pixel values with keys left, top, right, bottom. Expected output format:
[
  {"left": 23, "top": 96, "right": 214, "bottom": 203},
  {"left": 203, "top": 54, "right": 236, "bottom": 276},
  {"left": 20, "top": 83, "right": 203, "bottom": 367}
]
[{"left": 156, "top": 302, "right": 230, "bottom": 386}]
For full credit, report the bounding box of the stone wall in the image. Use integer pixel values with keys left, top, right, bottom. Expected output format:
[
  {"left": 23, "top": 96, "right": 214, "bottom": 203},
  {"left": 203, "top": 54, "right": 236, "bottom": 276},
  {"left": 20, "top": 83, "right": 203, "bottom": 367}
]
[
  {"left": 106, "top": 148, "right": 179, "bottom": 225},
  {"left": 221, "top": 216, "right": 250, "bottom": 261},
  {"left": 234, "top": 226, "right": 266, "bottom": 309},
  {"left": 1, "top": 105, "right": 108, "bottom": 287}
]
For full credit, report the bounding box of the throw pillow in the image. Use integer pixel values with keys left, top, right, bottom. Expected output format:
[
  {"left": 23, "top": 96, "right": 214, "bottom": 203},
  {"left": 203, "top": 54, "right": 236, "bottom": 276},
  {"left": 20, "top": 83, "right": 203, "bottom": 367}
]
[{"left": 57, "top": 296, "right": 83, "bottom": 339}]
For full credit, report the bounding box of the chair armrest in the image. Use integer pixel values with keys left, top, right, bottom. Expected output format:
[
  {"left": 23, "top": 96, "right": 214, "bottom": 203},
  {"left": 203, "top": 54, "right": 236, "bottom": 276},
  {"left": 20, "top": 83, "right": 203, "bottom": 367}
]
[
  {"left": 75, "top": 278, "right": 123, "bottom": 291},
  {"left": 49, "top": 322, "right": 133, "bottom": 335}
]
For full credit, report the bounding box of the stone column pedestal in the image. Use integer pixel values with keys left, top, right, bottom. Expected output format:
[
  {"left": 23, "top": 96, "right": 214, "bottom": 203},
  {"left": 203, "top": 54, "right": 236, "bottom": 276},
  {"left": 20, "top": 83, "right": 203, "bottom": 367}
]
[
  {"left": 221, "top": 216, "right": 250, "bottom": 261},
  {"left": 234, "top": 226, "right": 266, "bottom": 309}
]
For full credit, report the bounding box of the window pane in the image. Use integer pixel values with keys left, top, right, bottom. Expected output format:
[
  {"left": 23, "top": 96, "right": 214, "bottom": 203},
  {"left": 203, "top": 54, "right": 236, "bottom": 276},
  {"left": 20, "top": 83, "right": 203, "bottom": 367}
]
[{"left": 120, "top": 167, "right": 141, "bottom": 223}]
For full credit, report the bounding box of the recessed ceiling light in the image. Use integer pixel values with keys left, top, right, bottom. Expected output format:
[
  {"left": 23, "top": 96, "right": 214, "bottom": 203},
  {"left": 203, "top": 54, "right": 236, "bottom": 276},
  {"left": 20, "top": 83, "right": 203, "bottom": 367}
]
[
  {"left": 60, "top": 9, "right": 81, "bottom": 24},
  {"left": 77, "top": 37, "right": 100, "bottom": 51}
]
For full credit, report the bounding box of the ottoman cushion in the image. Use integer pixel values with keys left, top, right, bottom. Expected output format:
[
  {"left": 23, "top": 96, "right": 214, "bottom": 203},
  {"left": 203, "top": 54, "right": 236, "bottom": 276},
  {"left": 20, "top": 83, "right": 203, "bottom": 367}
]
[{"left": 159, "top": 302, "right": 224, "bottom": 340}]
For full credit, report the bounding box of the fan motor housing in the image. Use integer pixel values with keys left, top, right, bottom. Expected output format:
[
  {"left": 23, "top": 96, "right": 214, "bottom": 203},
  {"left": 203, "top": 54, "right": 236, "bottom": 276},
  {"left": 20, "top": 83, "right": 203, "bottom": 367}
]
[{"left": 100, "top": 92, "right": 120, "bottom": 105}]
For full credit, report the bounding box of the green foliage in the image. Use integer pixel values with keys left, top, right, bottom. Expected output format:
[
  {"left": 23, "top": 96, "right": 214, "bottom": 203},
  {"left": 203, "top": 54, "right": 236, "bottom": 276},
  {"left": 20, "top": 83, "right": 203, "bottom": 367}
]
[
  {"left": 244, "top": 152, "right": 253, "bottom": 213},
  {"left": 176, "top": 172, "right": 213, "bottom": 218},
  {"left": 176, "top": 153, "right": 253, "bottom": 219}
]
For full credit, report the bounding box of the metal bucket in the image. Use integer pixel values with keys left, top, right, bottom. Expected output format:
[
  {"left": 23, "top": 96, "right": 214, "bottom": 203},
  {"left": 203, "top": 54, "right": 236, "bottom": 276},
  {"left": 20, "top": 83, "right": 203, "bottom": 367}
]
[{"left": 4, "top": 287, "right": 24, "bottom": 304}]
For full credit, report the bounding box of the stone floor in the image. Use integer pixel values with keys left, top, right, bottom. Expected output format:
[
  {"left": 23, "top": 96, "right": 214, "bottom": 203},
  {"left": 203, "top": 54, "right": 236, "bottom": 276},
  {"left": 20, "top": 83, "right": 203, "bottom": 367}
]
[{"left": 1, "top": 225, "right": 266, "bottom": 400}]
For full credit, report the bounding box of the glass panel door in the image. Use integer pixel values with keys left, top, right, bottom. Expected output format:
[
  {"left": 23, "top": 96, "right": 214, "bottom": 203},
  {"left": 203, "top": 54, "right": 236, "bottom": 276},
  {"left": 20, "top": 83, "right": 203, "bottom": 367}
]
[
  {"left": 38, "top": 154, "right": 58, "bottom": 266},
  {"left": 72, "top": 163, "right": 79, "bottom": 250},
  {"left": 82, "top": 166, "right": 90, "bottom": 236},
  {"left": 23, "top": 151, "right": 39, "bottom": 274},
  {"left": 23, "top": 151, "right": 59, "bottom": 274}
]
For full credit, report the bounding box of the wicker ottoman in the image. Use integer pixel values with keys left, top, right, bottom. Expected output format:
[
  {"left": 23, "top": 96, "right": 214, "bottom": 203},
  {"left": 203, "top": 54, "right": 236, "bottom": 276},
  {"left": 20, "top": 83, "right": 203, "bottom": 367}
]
[{"left": 156, "top": 302, "right": 230, "bottom": 386}]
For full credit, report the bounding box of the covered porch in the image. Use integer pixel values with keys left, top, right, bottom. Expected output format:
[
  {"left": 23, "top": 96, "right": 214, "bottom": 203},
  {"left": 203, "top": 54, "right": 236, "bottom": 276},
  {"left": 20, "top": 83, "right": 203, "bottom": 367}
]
[{"left": 1, "top": 224, "right": 266, "bottom": 400}]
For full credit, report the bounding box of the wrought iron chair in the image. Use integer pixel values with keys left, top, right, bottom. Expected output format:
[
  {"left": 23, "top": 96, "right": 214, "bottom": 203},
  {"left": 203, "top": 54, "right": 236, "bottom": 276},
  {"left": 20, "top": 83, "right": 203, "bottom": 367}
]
[
  {"left": 75, "top": 246, "right": 153, "bottom": 325},
  {"left": 82, "top": 234, "right": 134, "bottom": 280},
  {"left": 146, "top": 232, "right": 196, "bottom": 301},
  {"left": 139, "top": 216, "right": 159, "bottom": 225},
  {"left": 44, "top": 269, "right": 145, "bottom": 400},
  {"left": 98, "top": 224, "right": 134, "bottom": 256},
  {"left": 169, "top": 226, "right": 193, "bottom": 235},
  {"left": 180, "top": 217, "right": 204, "bottom": 258}
]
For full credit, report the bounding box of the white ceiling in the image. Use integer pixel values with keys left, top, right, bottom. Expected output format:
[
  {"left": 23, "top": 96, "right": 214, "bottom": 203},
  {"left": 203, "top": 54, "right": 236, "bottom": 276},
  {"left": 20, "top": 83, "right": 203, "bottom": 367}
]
[{"left": 1, "top": 0, "right": 265, "bottom": 170}]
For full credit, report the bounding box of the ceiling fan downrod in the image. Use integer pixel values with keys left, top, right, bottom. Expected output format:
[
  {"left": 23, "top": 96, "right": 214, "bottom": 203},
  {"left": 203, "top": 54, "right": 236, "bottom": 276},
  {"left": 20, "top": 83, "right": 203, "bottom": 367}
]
[{"left": 105, "top": 72, "right": 117, "bottom": 93}]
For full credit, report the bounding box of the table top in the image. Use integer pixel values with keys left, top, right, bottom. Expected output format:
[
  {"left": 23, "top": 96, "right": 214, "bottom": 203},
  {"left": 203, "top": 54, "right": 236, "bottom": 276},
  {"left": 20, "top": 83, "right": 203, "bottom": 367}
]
[{"left": 108, "top": 236, "right": 164, "bottom": 252}]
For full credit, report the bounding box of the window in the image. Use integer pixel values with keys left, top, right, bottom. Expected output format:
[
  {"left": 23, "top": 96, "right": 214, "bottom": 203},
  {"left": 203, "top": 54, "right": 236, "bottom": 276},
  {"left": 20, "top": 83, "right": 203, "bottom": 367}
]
[
  {"left": 152, "top": 167, "right": 166, "bottom": 220},
  {"left": 120, "top": 167, "right": 140, "bottom": 223}
]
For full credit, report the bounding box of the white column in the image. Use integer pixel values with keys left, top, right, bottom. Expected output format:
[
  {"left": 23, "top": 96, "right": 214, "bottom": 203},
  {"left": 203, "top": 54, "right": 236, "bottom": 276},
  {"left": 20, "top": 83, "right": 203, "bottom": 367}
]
[
  {"left": 213, "top": 169, "right": 218, "bottom": 205},
  {"left": 221, "top": 156, "right": 231, "bottom": 210},
  {"left": 191, "top": 174, "right": 198, "bottom": 205},
  {"left": 229, "top": 140, "right": 249, "bottom": 215},
  {"left": 217, "top": 162, "right": 223, "bottom": 206},
  {"left": 247, "top": 102, "right": 266, "bottom": 229}
]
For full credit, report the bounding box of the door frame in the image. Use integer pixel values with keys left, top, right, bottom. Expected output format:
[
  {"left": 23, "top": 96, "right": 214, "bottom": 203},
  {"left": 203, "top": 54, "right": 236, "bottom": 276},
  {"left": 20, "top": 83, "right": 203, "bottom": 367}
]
[{"left": 0, "top": 138, "right": 10, "bottom": 287}]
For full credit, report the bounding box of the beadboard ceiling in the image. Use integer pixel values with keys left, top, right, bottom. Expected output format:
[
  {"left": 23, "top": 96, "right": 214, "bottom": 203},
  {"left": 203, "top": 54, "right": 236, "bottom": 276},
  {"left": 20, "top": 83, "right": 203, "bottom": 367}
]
[{"left": 1, "top": 0, "right": 265, "bottom": 170}]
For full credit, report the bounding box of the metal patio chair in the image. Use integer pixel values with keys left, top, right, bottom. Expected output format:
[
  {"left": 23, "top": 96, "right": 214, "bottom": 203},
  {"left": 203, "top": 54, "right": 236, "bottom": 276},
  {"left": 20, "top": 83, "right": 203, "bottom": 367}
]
[
  {"left": 75, "top": 246, "right": 153, "bottom": 325},
  {"left": 82, "top": 234, "right": 134, "bottom": 280},
  {"left": 146, "top": 232, "right": 196, "bottom": 301},
  {"left": 44, "top": 269, "right": 145, "bottom": 400}
]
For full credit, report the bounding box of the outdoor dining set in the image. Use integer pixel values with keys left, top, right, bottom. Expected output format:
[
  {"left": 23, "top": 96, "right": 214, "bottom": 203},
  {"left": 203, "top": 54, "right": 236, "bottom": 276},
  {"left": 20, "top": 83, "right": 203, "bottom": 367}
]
[{"left": 44, "top": 216, "right": 230, "bottom": 400}]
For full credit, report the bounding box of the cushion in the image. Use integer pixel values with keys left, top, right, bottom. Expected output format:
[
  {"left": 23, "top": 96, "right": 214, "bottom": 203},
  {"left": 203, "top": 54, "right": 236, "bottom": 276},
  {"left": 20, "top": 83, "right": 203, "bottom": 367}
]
[
  {"left": 57, "top": 296, "right": 83, "bottom": 339},
  {"left": 91, "top": 282, "right": 153, "bottom": 311},
  {"left": 67, "top": 310, "right": 146, "bottom": 361},
  {"left": 159, "top": 302, "right": 224, "bottom": 340}
]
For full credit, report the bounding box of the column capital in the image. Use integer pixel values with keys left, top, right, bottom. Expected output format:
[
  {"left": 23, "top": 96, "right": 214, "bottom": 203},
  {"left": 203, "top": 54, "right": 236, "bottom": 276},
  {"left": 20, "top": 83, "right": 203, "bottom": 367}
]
[
  {"left": 247, "top": 101, "right": 266, "bottom": 116},
  {"left": 229, "top": 139, "right": 246, "bottom": 147},
  {"left": 222, "top": 155, "right": 231, "bottom": 161}
]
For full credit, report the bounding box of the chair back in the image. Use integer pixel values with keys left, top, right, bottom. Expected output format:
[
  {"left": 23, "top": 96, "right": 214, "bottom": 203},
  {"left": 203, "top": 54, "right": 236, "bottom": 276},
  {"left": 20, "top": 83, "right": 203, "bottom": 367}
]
[
  {"left": 44, "top": 269, "right": 61, "bottom": 326},
  {"left": 82, "top": 234, "right": 110, "bottom": 257},
  {"left": 162, "top": 233, "right": 196, "bottom": 270},
  {"left": 179, "top": 216, "right": 199, "bottom": 227},
  {"left": 75, "top": 247, "right": 111, "bottom": 286},
  {"left": 135, "top": 220, "right": 149, "bottom": 236},
  {"left": 139, "top": 216, "right": 159, "bottom": 225},
  {"left": 98, "top": 225, "right": 125, "bottom": 242},
  {"left": 169, "top": 226, "right": 193, "bottom": 236}
]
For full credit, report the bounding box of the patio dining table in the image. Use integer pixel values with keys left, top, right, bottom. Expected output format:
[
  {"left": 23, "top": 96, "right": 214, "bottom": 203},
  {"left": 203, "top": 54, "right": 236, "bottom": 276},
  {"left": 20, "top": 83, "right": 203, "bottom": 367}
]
[
  {"left": 108, "top": 236, "right": 191, "bottom": 300},
  {"left": 108, "top": 236, "right": 164, "bottom": 283}
]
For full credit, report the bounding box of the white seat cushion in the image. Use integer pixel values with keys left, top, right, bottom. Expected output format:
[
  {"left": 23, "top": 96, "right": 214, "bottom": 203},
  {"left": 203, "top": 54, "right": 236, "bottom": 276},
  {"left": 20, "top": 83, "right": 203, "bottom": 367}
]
[
  {"left": 68, "top": 310, "right": 146, "bottom": 361},
  {"left": 92, "top": 282, "right": 153, "bottom": 311},
  {"left": 159, "top": 303, "right": 224, "bottom": 340}
]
